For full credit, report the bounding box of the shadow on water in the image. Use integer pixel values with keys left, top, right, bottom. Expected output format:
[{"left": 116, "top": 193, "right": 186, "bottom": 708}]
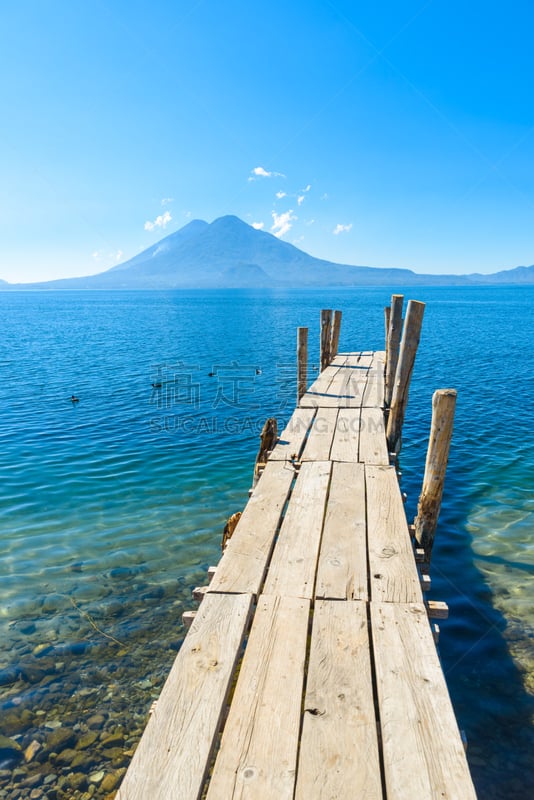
[{"left": 400, "top": 457, "right": 534, "bottom": 799}]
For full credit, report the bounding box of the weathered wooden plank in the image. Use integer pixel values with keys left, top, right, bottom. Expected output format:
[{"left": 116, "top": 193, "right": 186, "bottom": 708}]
[
  {"left": 371, "top": 602, "right": 477, "bottom": 799},
  {"left": 301, "top": 364, "right": 366, "bottom": 408},
  {"left": 366, "top": 465, "right": 423, "bottom": 603},
  {"left": 359, "top": 408, "right": 388, "bottom": 465},
  {"left": 295, "top": 601, "right": 382, "bottom": 800},
  {"left": 327, "top": 364, "right": 366, "bottom": 407},
  {"left": 269, "top": 407, "right": 316, "bottom": 461},
  {"left": 301, "top": 408, "right": 338, "bottom": 461},
  {"left": 330, "top": 407, "right": 361, "bottom": 462},
  {"left": 116, "top": 593, "right": 253, "bottom": 800},
  {"left": 315, "top": 462, "right": 367, "bottom": 600},
  {"left": 206, "top": 595, "right": 309, "bottom": 800},
  {"left": 330, "top": 353, "right": 349, "bottom": 366},
  {"left": 301, "top": 364, "right": 338, "bottom": 395},
  {"left": 363, "top": 358, "right": 385, "bottom": 408},
  {"left": 263, "top": 461, "right": 331, "bottom": 599},
  {"left": 207, "top": 461, "right": 294, "bottom": 597}
]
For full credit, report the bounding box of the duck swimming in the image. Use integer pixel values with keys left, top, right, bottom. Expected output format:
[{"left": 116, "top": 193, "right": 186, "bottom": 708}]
[{"left": 71, "top": 395, "right": 80, "bottom": 403}]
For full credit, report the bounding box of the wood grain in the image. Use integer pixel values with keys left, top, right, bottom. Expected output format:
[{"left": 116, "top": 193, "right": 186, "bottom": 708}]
[
  {"left": 359, "top": 408, "right": 388, "bottom": 465},
  {"left": 116, "top": 593, "right": 253, "bottom": 800},
  {"left": 316, "top": 462, "right": 367, "bottom": 600},
  {"left": 208, "top": 461, "right": 294, "bottom": 597},
  {"left": 301, "top": 407, "right": 338, "bottom": 461},
  {"left": 263, "top": 460, "right": 331, "bottom": 599},
  {"left": 295, "top": 601, "right": 382, "bottom": 799},
  {"left": 206, "top": 595, "right": 309, "bottom": 800},
  {"left": 330, "top": 407, "right": 361, "bottom": 462},
  {"left": 269, "top": 407, "right": 315, "bottom": 461},
  {"left": 366, "top": 465, "right": 423, "bottom": 603},
  {"left": 371, "top": 602, "right": 477, "bottom": 799}
]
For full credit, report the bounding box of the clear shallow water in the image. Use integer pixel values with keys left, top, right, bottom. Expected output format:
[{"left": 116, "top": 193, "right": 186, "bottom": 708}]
[{"left": 0, "top": 287, "right": 533, "bottom": 797}]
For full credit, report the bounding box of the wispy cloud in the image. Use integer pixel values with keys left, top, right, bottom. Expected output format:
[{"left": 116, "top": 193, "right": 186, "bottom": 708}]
[
  {"left": 321, "top": 193, "right": 329, "bottom": 200},
  {"left": 249, "top": 166, "right": 286, "bottom": 181},
  {"left": 297, "top": 195, "right": 305, "bottom": 206},
  {"left": 144, "top": 211, "right": 172, "bottom": 232},
  {"left": 275, "top": 190, "right": 287, "bottom": 199},
  {"left": 333, "top": 223, "right": 353, "bottom": 235},
  {"left": 161, "top": 197, "right": 174, "bottom": 206},
  {"left": 252, "top": 221, "right": 264, "bottom": 230},
  {"left": 303, "top": 184, "right": 312, "bottom": 192},
  {"left": 271, "top": 210, "right": 296, "bottom": 238},
  {"left": 92, "top": 248, "right": 124, "bottom": 263}
]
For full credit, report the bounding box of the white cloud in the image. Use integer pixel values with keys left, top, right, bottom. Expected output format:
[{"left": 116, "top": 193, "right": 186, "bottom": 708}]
[
  {"left": 305, "top": 218, "right": 315, "bottom": 226},
  {"left": 161, "top": 197, "right": 174, "bottom": 206},
  {"left": 321, "top": 193, "right": 329, "bottom": 200},
  {"left": 271, "top": 209, "right": 297, "bottom": 238},
  {"left": 144, "top": 211, "right": 172, "bottom": 232},
  {"left": 333, "top": 223, "right": 353, "bottom": 235},
  {"left": 275, "top": 190, "right": 287, "bottom": 199},
  {"left": 252, "top": 221, "right": 264, "bottom": 230},
  {"left": 92, "top": 248, "right": 123, "bottom": 263},
  {"left": 303, "top": 184, "right": 312, "bottom": 192},
  {"left": 297, "top": 195, "right": 305, "bottom": 206},
  {"left": 249, "top": 166, "right": 286, "bottom": 181}
]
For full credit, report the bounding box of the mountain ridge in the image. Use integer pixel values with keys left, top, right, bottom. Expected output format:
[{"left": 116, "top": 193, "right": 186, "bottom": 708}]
[{"left": 2, "top": 215, "right": 533, "bottom": 289}]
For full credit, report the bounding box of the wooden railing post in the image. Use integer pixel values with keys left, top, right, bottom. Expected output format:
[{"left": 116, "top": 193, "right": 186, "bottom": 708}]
[
  {"left": 297, "top": 327, "right": 308, "bottom": 404},
  {"left": 384, "top": 305, "right": 391, "bottom": 367},
  {"left": 386, "top": 299, "right": 425, "bottom": 454},
  {"left": 330, "top": 310, "right": 342, "bottom": 360},
  {"left": 320, "top": 309, "right": 333, "bottom": 372},
  {"left": 385, "top": 294, "right": 404, "bottom": 408},
  {"left": 414, "top": 389, "right": 457, "bottom": 563}
]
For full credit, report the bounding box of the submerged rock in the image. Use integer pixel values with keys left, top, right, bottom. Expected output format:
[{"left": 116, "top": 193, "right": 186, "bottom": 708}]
[
  {"left": 45, "top": 727, "right": 76, "bottom": 753},
  {"left": 0, "top": 735, "right": 22, "bottom": 766},
  {"left": 24, "top": 740, "right": 41, "bottom": 763}
]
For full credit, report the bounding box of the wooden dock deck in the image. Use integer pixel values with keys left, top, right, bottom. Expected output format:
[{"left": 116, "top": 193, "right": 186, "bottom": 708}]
[{"left": 117, "top": 335, "right": 477, "bottom": 798}]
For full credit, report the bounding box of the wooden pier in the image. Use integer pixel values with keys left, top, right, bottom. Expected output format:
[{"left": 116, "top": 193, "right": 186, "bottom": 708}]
[{"left": 117, "top": 302, "right": 477, "bottom": 800}]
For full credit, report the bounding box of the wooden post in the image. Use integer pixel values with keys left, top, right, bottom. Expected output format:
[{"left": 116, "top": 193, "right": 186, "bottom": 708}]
[
  {"left": 414, "top": 389, "right": 457, "bottom": 563},
  {"left": 385, "top": 294, "right": 404, "bottom": 408},
  {"left": 330, "top": 310, "right": 342, "bottom": 360},
  {"left": 386, "top": 299, "right": 425, "bottom": 454},
  {"left": 252, "top": 417, "right": 278, "bottom": 487},
  {"left": 320, "top": 309, "right": 333, "bottom": 371},
  {"left": 297, "top": 327, "right": 308, "bottom": 404},
  {"left": 384, "top": 306, "right": 391, "bottom": 368}
]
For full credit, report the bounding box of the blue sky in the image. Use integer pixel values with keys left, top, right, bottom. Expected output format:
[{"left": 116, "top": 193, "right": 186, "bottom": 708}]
[{"left": 1, "top": 0, "right": 533, "bottom": 282}]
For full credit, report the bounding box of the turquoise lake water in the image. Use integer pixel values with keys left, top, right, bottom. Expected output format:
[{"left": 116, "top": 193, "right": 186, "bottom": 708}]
[{"left": 0, "top": 287, "right": 532, "bottom": 797}]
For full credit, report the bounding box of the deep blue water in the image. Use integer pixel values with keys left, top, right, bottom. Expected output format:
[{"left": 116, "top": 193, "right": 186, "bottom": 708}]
[{"left": 0, "top": 287, "right": 532, "bottom": 797}]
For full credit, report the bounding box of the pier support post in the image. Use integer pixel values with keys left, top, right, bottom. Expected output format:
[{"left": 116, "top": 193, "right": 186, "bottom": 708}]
[
  {"left": 384, "top": 305, "right": 391, "bottom": 366},
  {"left": 330, "top": 310, "right": 342, "bottom": 361},
  {"left": 252, "top": 417, "right": 278, "bottom": 487},
  {"left": 385, "top": 294, "right": 404, "bottom": 408},
  {"left": 320, "top": 309, "right": 333, "bottom": 372},
  {"left": 414, "top": 389, "right": 457, "bottom": 563},
  {"left": 386, "top": 299, "right": 425, "bottom": 454},
  {"left": 297, "top": 327, "right": 308, "bottom": 404}
]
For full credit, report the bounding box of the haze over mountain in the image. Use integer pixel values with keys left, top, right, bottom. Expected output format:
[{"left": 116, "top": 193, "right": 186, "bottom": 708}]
[{"left": 2, "top": 215, "right": 533, "bottom": 289}]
